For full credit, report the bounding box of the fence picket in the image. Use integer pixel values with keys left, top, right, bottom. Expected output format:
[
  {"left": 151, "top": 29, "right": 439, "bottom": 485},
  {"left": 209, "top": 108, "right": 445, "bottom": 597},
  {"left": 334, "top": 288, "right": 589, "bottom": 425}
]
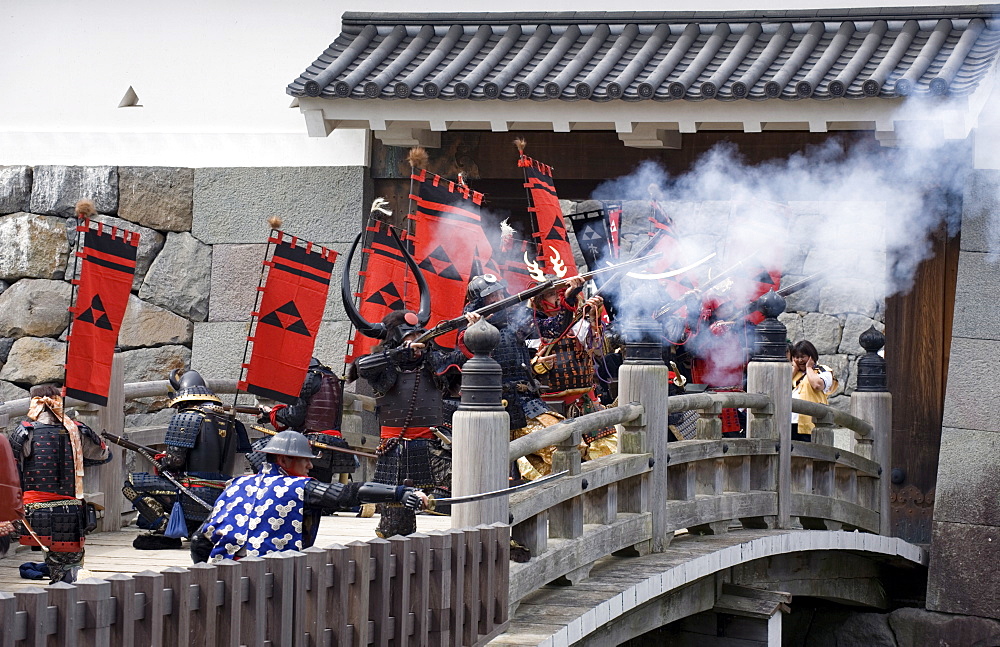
[
  {"left": 239, "top": 556, "right": 267, "bottom": 647},
  {"left": 346, "top": 540, "right": 372, "bottom": 647},
  {"left": 132, "top": 571, "right": 164, "bottom": 647},
  {"left": 214, "top": 560, "right": 242, "bottom": 647},
  {"left": 366, "top": 538, "right": 391, "bottom": 647},
  {"left": 190, "top": 562, "right": 220, "bottom": 644},
  {"left": 447, "top": 529, "right": 466, "bottom": 647},
  {"left": 328, "top": 544, "right": 353, "bottom": 647},
  {"left": 264, "top": 552, "right": 297, "bottom": 647},
  {"left": 388, "top": 536, "right": 412, "bottom": 646},
  {"left": 409, "top": 533, "right": 431, "bottom": 647},
  {"left": 16, "top": 587, "right": 48, "bottom": 647},
  {"left": 478, "top": 526, "right": 497, "bottom": 636},
  {"left": 161, "top": 568, "right": 190, "bottom": 646},
  {"left": 492, "top": 523, "right": 511, "bottom": 626},
  {"left": 462, "top": 529, "right": 481, "bottom": 646},
  {"left": 106, "top": 573, "right": 136, "bottom": 647},
  {"left": 0, "top": 591, "right": 15, "bottom": 647},
  {"left": 303, "top": 546, "right": 329, "bottom": 647},
  {"left": 46, "top": 582, "right": 78, "bottom": 647},
  {"left": 426, "top": 532, "right": 451, "bottom": 646},
  {"left": 77, "top": 577, "right": 113, "bottom": 646}
]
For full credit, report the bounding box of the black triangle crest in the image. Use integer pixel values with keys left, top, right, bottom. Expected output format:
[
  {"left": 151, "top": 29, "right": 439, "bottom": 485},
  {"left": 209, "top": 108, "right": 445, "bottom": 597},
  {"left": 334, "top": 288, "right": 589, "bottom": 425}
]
[
  {"left": 77, "top": 293, "right": 113, "bottom": 330},
  {"left": 78, "top": 308, "right": 95, "bottom": 324},
  {"left": 276, "top": 301, "right": 302, "bottom": 317},
  {"left": 90, "top": 294, "right": 105, "bottom": 311},
  {"left": 94, "top": 313, "right": 113, "bottom": 330},
  {"left": 427, "top": 246, "right": 452, "bottom": 263},
  {"left": 546, "top": 228, "right": 566, "bottom": 241},
  {"left": 259, "top": 300, "right": 311, "bottom": 337}
]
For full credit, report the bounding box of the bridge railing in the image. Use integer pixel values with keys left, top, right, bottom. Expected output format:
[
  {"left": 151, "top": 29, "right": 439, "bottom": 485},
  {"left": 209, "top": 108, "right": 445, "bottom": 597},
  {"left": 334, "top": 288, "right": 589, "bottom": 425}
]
[
  {"left": 452, "top": 292, "right": 891, "bottom": 608},
  {"left": 0, "top": 524, "right": 510, "bottom": 647}
]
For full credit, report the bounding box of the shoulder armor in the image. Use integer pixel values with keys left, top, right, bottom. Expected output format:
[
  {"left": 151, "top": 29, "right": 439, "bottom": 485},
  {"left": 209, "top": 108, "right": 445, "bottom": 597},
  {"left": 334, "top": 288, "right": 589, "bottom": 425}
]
[{"left": 165, "top": 410, "right": 207, "bottom": 449}]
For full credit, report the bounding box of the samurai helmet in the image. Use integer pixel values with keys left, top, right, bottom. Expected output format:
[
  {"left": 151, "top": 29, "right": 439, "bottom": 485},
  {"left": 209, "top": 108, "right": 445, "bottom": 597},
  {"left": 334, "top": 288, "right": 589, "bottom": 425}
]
[
  {"left": 167, "top": 369, "right": 222, "bottom": 407},
  {"left": 341, "top": 226, "right": 431, "bottom": 342},
  {"left": 467, "top": 274, "right": 507, "bottom": 302},
  {"left": 261, "top": 430, "right": 317, "bottom": 459}
]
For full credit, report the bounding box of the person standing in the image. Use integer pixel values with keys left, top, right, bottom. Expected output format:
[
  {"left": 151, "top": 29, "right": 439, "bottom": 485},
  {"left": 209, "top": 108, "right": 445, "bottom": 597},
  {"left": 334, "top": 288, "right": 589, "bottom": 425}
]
[
  {"left": 790, "top": 340, "right": 838, "bottom": 441},
  {"left": 191, "top": 431, "right": 426, "bottom": 562},
  {"left": 257, "top": 357, "right": 358, "bottom": 484},
  {"left": 9, "top": 384, "right": 111, "bottom": 583}
]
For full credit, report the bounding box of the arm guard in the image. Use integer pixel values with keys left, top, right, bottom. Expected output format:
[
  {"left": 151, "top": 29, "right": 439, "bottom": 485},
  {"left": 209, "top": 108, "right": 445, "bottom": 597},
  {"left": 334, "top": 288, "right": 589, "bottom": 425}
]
[
  {"left": 303, "top": 479, "right": 364, "bottom": 513},
  {"left": 355, "top": 352, "right": 398, "bottom": 396}
]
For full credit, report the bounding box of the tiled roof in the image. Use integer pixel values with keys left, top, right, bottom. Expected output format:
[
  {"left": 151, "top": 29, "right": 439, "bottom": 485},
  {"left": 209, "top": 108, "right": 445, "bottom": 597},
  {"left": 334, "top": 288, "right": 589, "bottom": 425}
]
[{"left": 288, "top": 8, "right": 1000, "bottom": 102}]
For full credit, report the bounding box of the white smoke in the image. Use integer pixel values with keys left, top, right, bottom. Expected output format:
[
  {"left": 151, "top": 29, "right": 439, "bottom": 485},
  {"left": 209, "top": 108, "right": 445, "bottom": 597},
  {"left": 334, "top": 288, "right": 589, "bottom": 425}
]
[{"left": 591, "top": 99, "right": 981, "bottom": 327}]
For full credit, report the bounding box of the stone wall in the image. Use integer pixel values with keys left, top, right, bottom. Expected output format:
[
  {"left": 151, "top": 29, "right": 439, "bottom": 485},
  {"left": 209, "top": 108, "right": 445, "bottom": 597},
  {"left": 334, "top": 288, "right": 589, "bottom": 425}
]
[
  {"left": 561, "top": 199, "right": 886, "bottom": 415},
  {"left": 927, "top": 169, "right": 1000, "bottom": 620},
  {"left": 0, "top": 164, "right": 369, "bottom": 428}
]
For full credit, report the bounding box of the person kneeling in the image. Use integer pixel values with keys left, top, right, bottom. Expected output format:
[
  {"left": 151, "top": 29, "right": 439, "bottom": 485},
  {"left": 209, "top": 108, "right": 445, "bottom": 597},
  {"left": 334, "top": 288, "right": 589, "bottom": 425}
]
[{"left": 190, "top": 431, "right": 426, "bottom": 562}]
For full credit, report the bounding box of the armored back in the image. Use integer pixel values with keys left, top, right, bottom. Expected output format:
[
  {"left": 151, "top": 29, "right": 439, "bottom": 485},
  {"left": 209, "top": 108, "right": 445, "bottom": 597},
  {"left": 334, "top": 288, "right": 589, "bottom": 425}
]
[
  {"left": 166, "top": 408, "right": 240, "bottom": 477},
  {"left": 303, "top": 371, "right": 344, "bottom": 432},
  {"left": 21, "top": 424, "right": 75, "bottom": 496}
]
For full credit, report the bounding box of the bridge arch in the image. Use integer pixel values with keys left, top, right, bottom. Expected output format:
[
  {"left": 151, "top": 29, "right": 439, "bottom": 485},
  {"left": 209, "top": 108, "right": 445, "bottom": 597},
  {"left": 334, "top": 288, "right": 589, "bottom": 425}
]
[{"left": 498, "top": 530, "right": 927, "bottom": 647}]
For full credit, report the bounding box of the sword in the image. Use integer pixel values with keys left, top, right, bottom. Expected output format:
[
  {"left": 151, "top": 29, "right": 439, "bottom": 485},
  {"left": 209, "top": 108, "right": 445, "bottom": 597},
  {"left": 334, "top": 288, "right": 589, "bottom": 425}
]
[
  {"left": 101, "top": 432, "right": 216, "bottom": 511},
  {"left": 427, "top": 470, "right": 568, "bottom": 511},
  {"left": 251, "top": 425, "right": 378, "bottom": 459},
  {"left": 626, "top": 252, "right": 717, "bottom": 280}
]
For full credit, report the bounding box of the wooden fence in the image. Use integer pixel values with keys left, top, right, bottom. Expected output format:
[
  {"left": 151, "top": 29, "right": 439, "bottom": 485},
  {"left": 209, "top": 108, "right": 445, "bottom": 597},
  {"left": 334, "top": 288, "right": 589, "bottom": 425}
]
[{"left": 0, "top": 524, "right": 509, "bottom": 647}]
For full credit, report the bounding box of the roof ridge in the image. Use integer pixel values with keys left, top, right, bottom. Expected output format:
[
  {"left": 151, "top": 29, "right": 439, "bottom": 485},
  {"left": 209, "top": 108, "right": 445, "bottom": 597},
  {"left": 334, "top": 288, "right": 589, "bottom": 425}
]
[{"left": 341, "top": 6, "right": 1000, "bottom": 25}]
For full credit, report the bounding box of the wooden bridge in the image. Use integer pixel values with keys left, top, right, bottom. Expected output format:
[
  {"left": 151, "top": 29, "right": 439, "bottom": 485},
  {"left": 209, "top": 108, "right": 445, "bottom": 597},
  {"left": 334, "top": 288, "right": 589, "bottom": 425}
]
[{"left": 0, "top": 295, "right": 926, "bottom": 646}]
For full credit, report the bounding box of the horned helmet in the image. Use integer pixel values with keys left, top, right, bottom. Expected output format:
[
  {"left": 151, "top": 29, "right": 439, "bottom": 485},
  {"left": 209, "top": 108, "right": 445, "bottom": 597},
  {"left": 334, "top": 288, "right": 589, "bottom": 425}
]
[{"left": 341, "top": 225, "right": 431, "bottom": 349}]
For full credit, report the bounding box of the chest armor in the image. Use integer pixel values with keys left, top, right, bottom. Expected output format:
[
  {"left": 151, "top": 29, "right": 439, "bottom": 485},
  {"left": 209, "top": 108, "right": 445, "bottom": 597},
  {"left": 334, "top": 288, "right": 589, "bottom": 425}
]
[
  {"left": 376, "top": 367, "right": 443, "bottom": 428},
  {"left": 166, "top": 409, "right": 239, "bottom": 476},
  {"left": 22, "top": 424, "right": 75, "bottom": 496},
  {"left": 304, "top": 373, "right": 344, "bottom": 432}
]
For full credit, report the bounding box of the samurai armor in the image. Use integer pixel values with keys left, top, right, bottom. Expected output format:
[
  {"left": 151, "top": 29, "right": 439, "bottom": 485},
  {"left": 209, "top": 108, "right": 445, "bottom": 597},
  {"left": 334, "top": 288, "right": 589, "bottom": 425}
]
[
  {"left": 304, "top": 432, "right": 358, "bottom": 482},
  {"left": 20, "top": 500, "right": 86, "bottom": 551},
  {"left": 373, "top": 438, "right": 436, "bottom": 490},
  {"left": 302, "top": 372, "right": 344, "bottom": 433},
  {"left": 539, "top": 337, "right": 594, "bottom": 395},
  {"left": 17, "top": 423, "right": 76, "bottom": 497}
]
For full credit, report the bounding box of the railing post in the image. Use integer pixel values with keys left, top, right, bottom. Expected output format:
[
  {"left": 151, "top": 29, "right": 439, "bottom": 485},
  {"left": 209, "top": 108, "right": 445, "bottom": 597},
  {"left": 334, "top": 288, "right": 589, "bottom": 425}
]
[
  {"left": 851, "top": 326, "right": 892, "bottom": 536},
  {"left": 746, "top": 290, "right": 792, "bottom": 529},
  {"left": 452, "top": 319, "right": 509, "bottom": 528},
  {"left": 79, "top": 352, "right": 125, "bottom": 531},
  {"left": 617, "top": 319, "right": 670, "bottom": 553}
]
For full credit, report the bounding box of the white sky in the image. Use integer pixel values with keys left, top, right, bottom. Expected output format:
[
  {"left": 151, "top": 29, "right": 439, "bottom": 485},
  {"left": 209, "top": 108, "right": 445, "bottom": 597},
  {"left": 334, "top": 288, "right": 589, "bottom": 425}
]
[{"left": 0, "top": 0, "right": 992, "bottom": 166}]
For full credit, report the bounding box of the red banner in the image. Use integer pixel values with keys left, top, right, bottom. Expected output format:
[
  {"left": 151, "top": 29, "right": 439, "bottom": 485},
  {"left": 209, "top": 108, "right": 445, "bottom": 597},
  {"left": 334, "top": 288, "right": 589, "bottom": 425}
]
[
  {"left": 407, "top": 169, "right": 493, "bottom": 347},
  {"left": 240, "top": 234, "right": 337, "bottom": 405},
  {"left": 345, "top": 221, "right": 416, "bottom": 363},
  {"left": 64, "top": 219, "right": 139, "bottom": 406},
  {"left": 496, "top": 235, "right": 537, "bottom": 295},
  {"left": 519, "top": 155, "right": 577, "bottom": 278}
]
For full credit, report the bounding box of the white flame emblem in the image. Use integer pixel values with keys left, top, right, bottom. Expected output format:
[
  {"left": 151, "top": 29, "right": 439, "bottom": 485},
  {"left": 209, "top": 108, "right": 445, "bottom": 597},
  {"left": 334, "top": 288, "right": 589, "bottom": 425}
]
[
  {"left": 370, "top": 197, "right": 393, "bottom": 217},
  {"left": 524, "top": 251, "right": 546, "bottom": 283},
  {"left": 548, "top": 246, "right": 568, "bottom": 278}
]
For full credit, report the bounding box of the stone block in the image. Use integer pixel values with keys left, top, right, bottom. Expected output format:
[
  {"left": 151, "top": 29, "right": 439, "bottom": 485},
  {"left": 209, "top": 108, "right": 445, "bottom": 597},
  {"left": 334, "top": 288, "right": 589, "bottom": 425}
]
[
  {"left": 818, "top": 353, "right": 849, "bottom": 397},
  {"left": 118, "top": 295, "right": 193, "bottom": 350},
  {"left": 0, "top": 337, "right": 66, "bottom": 384},
  {"left": 889, "top": 606, "right": 1000, "bottom": 647},
  {"left": 951, "top": 250, "right": 1000, "bottom": 341},
  {"left": 831, "top": 612, "right": 896, "bottom": 647},
  {"left": 927, "top": 521, "right": 1000, "bottom": 620},
  {"left": 191, "top": 320, "right": 352, "bottom": 382},
  {"left": 818, "top": 281, "right": 879, "bottom": 317},
  {"left": 783, "top": 278, "right": 821, "bottom": 313},
  {"left": 192, "top": 166, "right": 370, "bottom": 244},
  {"left": 118, "top": 166, "right": 194, "bottom": 231},
  {"left": 0, "top": 213, "right": 70, "bottom": 281},
  {"left": 960, "top": 169, "right": 1000, "bottom": 253},
  {"left": 29, "top": 166, "right": 118, "bottom": 216},
  {"left": 208, "top": 241, "right": 354, "bottom": 323},
  {"left": 0, "top": 337, "right": 14, "bottom": 362},
  {"left": 778, "top": 312, "right": 803, "bottom": 344},
  {"left": 0, "top": 278, "right": 72, "bottom": 338},
  {"left": 0, "top": 380, "right": 28, "bottom": 403},
  {"left": 839, "top": 315, "right": 884, "bottom": 355},
  {"left": 933, "top": 427, "right": 1000, "bottom": 526},
  {"left": 0, "top": 166, "right": 32, "bottom": 214},
  {"left": 119, "top": 345, "right": 191, "bottom": 384},
  {"left": 138, "top": 232, "right": 211, "bottom": 321},
  {"left": 84, "top": 213, "right": 165, "bottom": 291},
  {"left": 943, "top": 337, "right": 1000, "bottom": 431},
  {"left": 800, "top": 312, "right": 842, "bottom": 354}
]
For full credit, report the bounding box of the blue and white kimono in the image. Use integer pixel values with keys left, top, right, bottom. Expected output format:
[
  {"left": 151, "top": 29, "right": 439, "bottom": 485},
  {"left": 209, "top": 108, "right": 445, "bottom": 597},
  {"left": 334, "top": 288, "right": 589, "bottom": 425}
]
[{"left": 202, "top": 462, "right": 312, "bottom": 561}]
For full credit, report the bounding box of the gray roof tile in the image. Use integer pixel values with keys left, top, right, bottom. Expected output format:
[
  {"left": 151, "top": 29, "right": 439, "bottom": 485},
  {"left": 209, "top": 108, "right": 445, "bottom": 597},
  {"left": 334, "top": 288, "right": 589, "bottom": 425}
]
[{"left": 288, "top": 7, "right": 1000, "bottom": 102}]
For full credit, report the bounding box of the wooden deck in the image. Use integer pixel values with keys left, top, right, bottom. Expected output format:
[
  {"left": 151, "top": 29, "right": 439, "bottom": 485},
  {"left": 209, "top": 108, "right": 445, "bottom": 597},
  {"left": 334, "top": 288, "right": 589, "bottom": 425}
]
[{"left": 0, "top": 511, "right": 451, "bottom": 593}]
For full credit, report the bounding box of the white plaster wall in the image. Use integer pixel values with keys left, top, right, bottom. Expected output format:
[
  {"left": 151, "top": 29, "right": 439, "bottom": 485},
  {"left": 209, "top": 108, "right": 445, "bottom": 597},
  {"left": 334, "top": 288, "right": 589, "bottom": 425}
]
[{"left": 0, "top": 0, "right": 984, "bottom": 167}]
